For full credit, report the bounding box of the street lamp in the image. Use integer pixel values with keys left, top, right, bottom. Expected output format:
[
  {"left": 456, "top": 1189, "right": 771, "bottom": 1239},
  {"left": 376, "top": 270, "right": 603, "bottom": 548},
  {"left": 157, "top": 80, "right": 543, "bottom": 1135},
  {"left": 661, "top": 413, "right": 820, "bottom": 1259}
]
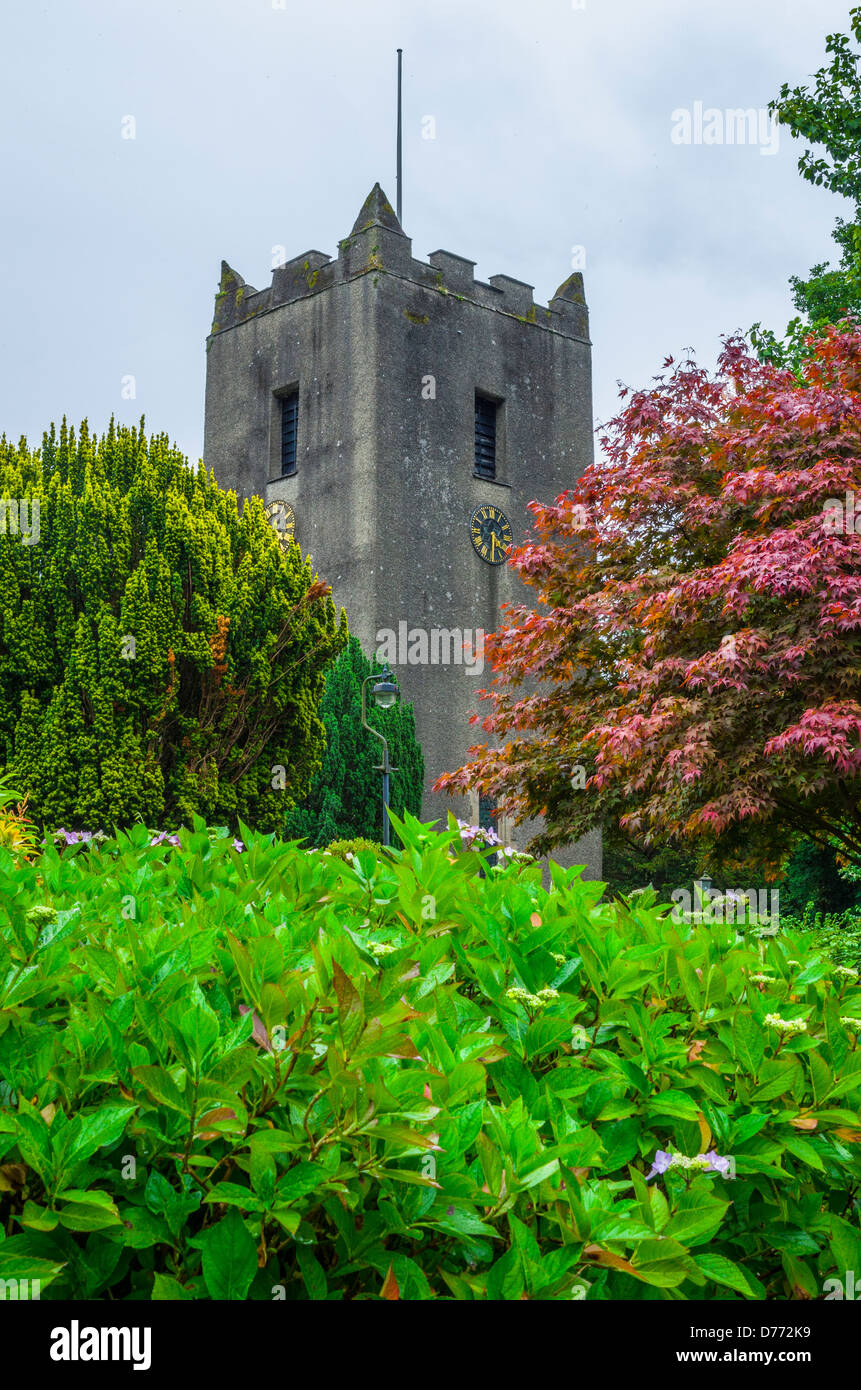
[
  {"left": 696, "top": 873, "right": 713, "bottom": 920},
  {"left": 361, "top": 665, "right": 400, "bottom": 847}
]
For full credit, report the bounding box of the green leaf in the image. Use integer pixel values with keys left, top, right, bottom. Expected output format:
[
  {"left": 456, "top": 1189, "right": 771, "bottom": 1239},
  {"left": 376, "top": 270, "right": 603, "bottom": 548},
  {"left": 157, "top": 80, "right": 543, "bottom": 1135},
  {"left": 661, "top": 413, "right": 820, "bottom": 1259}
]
[
  {"left": 144, "top": 1170, "right": 202, "bottom": 1238},
  {"left": 751, "top": 1058, "right": 800, "bottom": 1103},
  {"left": 152, "top": 1273, "right": 194, "bottom": 1300},
  {"left": 179, "top": 992, "right": 221, "bottom": 1070},
  {"left": 645, "top": 1089, "right": 700, "bottom": 1122},
  {"left": 729, "top": 1111, "right": 769, "bottom": 1146},
  {"left": 794, "top": 959, "right": 832, "bottom": 986},
  {"left": 630, "top": 1237, "right": 693, "bottom": 1288},
  {"left": 277, "top": 1162, "right": 324, "bottom": 1204},
  {"left": 379, "top": 1168, "right": 442, "bottom": 1188},
  {"left": 250, "top": 1146, "right": 277, "bottom": 1208},
  {"left": 332, "top": 960, "right": 364, "bottom": 1048},
  {"left": 55, "top": 1188, "right": 118, "bottom": 1208},
  {"left": 199, "top": 1208, "right": 258, "bottom": 1301},
  {"left": 828, "top": 1214, "right": 861, "bottom": 1277},
  {"left": 597, "top": 1117, "right": 641, "bottom": 1172},
  {"left": 57, "top": 1201, "right": 121, "bottom": 1232},
  {"left": 808, "top": 1049, "right": 832, "bottom": 1105},
  {"left": 271, "top": 1208, "right": 302, "bottom": 1236},
  {"left": 694, "top": 1251, "right": 763, "bottom": 1298},
  {"left": 296, "top": 1246, "right": 328, "bottom": 1300},
  {"left": 516, "top": 1157, "right": 560, "bottom": 1189},
  {"left": 485, "top": 1245, "right": 524, "bottom": 1301},
  {"left": 0, "top": 1251, "right": 65, "bottom": 1293},
  {"left": 733, "top": 1011, "right": 765, "bottom": 1074},
  {"left": 663, "top": 1188, "right": 729, "bottom": 1246},
  {"left": 204, "top": 1181, "right": 266, "bottom": 1212},
  {"left": 18, "top": 1201, "right": 59, "bottom": 1232},
  {"left": 825, "top": 1002, "right": 849, "bottom": 1069},
  {"left": 55, "top": 1105, "right": 135, "bottom": 1177},
  {"left": 782, "top": 1134, "right": 825, "bottom": 1171},
  {"left": 133, "top": 1065, "right": 187, "bottom": 1112}
]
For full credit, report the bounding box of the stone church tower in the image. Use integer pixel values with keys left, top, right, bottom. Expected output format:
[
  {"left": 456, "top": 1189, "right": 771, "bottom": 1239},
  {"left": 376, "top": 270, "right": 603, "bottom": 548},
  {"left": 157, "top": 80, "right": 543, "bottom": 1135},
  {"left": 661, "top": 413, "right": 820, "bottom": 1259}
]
[{"left": 204, "top": 184, "right": 601, "bottom": 877}]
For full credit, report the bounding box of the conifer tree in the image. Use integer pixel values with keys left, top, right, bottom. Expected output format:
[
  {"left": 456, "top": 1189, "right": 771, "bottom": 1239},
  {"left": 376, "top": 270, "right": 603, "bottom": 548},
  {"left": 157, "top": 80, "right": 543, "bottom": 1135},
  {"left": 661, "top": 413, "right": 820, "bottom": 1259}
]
[
  {"left": 0, "top": 418, "right": 347, "bottom": 831},
  {"left": 285, "top": 636, "right": 424, "bottom": 846}
]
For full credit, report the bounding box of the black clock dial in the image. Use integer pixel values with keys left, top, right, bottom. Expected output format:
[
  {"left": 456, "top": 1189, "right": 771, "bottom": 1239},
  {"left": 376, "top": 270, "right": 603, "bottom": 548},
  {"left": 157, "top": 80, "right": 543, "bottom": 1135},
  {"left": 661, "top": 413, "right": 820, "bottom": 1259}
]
[{"left": 470, "top": 504, "right": 513, "bottom": 565}]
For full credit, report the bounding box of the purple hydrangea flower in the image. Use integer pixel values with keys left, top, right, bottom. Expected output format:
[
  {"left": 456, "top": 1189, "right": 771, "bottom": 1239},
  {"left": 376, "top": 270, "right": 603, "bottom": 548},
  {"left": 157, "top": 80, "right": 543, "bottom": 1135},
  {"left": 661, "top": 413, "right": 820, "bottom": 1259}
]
[
  {"left": 647, "top": 1148, "right": 731, "bottom": 1180},
  {"left": 55, "top": 829, "right": 95, "bottom": 846},
  {"left": 232, "top": 838, "right": 245, "bottom": 853},
  {"left": 150, "top": 831, "right": 181, "bottom": 849},
  {"left": 646, "top": 1150, "right": 674, "bottom": 1180},
  {"left": 456, "top": 818, "right": 502, "bottom": 849}
]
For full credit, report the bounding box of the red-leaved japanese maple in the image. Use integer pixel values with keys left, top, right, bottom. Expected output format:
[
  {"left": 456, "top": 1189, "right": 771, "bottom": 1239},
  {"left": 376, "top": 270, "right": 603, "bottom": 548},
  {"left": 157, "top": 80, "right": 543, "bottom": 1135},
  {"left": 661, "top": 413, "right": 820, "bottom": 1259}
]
[{"left": 435, "top": 325, "right": 861, "bottom": 874}]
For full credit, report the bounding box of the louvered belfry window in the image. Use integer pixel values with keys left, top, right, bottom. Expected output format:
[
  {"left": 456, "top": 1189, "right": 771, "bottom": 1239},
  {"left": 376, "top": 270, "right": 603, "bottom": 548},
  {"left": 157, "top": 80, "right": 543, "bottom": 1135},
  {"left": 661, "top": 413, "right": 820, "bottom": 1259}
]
[
  {"left": 280, "top": 393, "right": 299, "bottom": 475},
  {"left": 474, "top": 395, "right": 497, "bottom": 479}
]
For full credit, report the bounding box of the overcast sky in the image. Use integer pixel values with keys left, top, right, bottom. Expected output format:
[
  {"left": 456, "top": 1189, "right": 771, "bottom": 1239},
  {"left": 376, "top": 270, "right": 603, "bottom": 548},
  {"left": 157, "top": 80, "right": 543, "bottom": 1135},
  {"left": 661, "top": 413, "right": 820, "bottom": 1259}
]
[{"left": 0, "top": 0, "right": 854, "bottom": 466}]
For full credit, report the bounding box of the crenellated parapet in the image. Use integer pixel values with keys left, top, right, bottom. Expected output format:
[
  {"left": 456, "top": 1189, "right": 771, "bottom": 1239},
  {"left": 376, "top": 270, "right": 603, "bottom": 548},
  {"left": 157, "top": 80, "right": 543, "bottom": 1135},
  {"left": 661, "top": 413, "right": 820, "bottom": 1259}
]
[{"left": 208, "top": 182, "right": 590, "bottom": 343}]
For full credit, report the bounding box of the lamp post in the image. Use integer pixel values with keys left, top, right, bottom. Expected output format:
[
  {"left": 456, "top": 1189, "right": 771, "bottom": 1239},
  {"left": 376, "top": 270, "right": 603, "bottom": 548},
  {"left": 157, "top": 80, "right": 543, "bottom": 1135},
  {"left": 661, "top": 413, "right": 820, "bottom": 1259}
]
[
  {"left": 361, "top": 665, "right": 400, "bottom": 847},
  {"left": 696, "top": 873, "right": 713, "bottom": 920}
]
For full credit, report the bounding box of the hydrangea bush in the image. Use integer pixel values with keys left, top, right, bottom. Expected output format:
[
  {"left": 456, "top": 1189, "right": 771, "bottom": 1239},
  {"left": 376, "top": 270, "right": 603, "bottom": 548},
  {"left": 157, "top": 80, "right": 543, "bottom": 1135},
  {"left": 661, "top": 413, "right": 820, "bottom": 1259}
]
[{"left": 0, "top": 813, "right": 859, "bottom": 1301}]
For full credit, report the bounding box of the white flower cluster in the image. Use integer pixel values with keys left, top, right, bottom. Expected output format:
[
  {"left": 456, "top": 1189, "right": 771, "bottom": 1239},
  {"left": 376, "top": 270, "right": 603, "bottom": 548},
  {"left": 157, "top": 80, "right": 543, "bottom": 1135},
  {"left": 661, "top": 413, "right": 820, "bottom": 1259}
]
[
  {"left": 369, "top": 942, "right": 396, "bottom": 958},
  {"left": 764, "top": 1013, "right": 807, "bottom": 1034},
  {"left": 668, "top": 1153, "right": 713, "bottom": 1172},
  {"left": 506, "top": 985, "right": 559, "bottom": 1011},
  {"left": 834, "top": 965, "right": 859, "bottom": 980},
  {"left": 840, "top": 1016, "right": 861, "bottom": 1030},
  {"left": 749, "top": 973, "right": 776, "bottom": 984}
]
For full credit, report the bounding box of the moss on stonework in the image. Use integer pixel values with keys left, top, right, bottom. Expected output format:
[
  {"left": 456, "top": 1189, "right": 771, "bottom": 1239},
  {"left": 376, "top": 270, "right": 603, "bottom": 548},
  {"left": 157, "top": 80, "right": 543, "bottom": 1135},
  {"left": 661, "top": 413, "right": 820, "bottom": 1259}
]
[
  {"left": 304, "top": 259, "right": 319, "bottom": 290},
  {"left": 211, "top": 268, "right": 236, "bottom": 333},
  {"left": 404, "top": 310, "right": 429, "bottom": 325}
]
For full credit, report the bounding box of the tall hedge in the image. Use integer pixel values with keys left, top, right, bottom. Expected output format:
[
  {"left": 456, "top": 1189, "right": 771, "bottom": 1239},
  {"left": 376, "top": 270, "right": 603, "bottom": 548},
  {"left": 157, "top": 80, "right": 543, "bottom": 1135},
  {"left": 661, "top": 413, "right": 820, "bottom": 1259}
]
[
  {"left": 0, "top": 418, "right": 347, "bottom": 831},
  {"left": 285, "top": 636, "right": 424, "bottom": 845}
]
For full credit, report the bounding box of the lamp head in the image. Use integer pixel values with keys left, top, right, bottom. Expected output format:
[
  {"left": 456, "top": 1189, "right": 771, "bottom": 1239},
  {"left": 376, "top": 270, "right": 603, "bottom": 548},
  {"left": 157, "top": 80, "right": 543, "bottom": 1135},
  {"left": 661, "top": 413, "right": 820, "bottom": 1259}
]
[{"left": 372, "top": 666, "right": 399, "bottom": 710}]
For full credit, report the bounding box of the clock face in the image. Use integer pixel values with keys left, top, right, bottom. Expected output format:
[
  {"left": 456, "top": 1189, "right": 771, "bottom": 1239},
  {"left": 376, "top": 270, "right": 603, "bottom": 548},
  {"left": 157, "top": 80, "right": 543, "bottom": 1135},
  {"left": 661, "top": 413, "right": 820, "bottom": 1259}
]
[
  {"left": 470, "top": 504, "right": 512, "bottom": 565},
  {"left": 264, "top": 499, "right": 296, "bottom": 551}
]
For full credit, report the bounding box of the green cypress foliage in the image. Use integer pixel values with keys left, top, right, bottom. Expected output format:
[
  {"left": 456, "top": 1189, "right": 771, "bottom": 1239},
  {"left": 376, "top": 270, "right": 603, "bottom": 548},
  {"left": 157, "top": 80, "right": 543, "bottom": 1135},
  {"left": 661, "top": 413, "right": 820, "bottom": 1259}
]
[
  {"left": 285, "top": 636, "right": 424, "bottom": 846},
  {"left": 0, "top": 418, "right": 347, "bottom": 831}
]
